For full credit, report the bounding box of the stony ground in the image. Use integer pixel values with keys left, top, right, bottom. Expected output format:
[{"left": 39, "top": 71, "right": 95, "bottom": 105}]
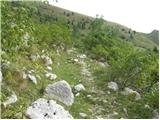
[{"left": 1, "top": 47, "right": 158, "bottom": 119}]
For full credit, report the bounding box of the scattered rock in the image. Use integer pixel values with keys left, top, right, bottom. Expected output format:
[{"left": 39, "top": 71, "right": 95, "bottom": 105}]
[
  {"left": 79, "top": 112, "right": 87, "bottom": 118},
  {"left": 45, "top": 80, "right": 74, "bottom": 106},
  {"left": 45, "top": 57, "right": 53, "bottom": 65},
  {"left": 28, "top": 69, "right": 35, "bottom": 74},
  {"left": 75, "top": 93, "right": 80, "bottom": 96},
  {"left": 3, "top": 93, "right": 17, "bottom": 107},
  {"left": 121, "top": 87, "right": 141, "bottom": 100},
  {"left": 22, "top": 72, "right": 27, "bottom": 79},
  {"left": 0, "top": 71, "right": 3, "bottom": 82},
  {"left": 78, "top": 54, "right": 86, "bottom": 59},
  {"left": 107, "top": 91, "right": 111, "bottom": 94},
  {"left": 30, "top": 55, "right": 38, "bottom": 61},
  {"left": 23, "top": 32, "right": 30, "bottom": 41},
  {"left": 47, "top": 66, "right": 52, "bottom": 71},
  {"left": 144, "top": 104, "right": 150, "bottom": 109},
  {"left": 73, "top": 58, "right": 78, "bottom": 63},
  {"left": 45, "top": 72, "right": 57, "bottom": 80},
  {"left": 107, "top": 111, "right": 119, "bottom": 119},
  {"left": 26, "top": 98, "right": 73, "bottom": 119},
  {"left": 28, "top": 74, "right": 37, "bottom": 84},
  {"left": 81, "top": 67, "right": 91, "bottom": 77},
  {"left": 87, "top": 95, "right": 92, "bottom": 98},
  {"left": 98, "top": 62, "right": 106, "bottom": 67},
  {"left": 74, "top": 84, "right": 85, "bottom": 92},
  {"left": 152, "top": 110, "right": 159, "bottom": 119},
  {"left": 102, "top": 100, "right": 107, "bottom": 103},
  {"left": 108, "top": 81, "right": 118, "bottom": 91}
]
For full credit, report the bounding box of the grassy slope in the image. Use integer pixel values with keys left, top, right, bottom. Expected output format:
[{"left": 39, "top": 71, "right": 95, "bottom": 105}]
[{"left": 1, "top": 1, "right": 158, "bottom": 119}]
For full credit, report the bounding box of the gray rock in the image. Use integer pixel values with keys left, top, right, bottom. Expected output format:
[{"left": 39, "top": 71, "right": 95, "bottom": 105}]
[
  {"left": 3, "top": 93, "right": 17, "bottom": 107},
  {"left": 26, "top": 98, "right": 73, "bottom": 119},
  {"left": 41, "top": 56, "right": 53, "bottom": 65},
  {"left": 45, "top": 80, "right": 74, "bottom": 106},
  {"left": 108, "top": 81, "right": 118, "bottom": 91},
  {"left": 74, "top": 84, "right": 85, "bottom": 92}
]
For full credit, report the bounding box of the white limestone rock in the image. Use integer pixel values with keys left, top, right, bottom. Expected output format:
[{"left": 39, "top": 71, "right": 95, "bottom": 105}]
[
  {"left": 3, "top": 93, "right": 17, "bottom": 107},
  {"left": 45, "top": 80, "right": 74, "bottom": 106},
  {"left": 28, "top": 74, "right": 37, "bottom": 84},
  {"left": 121, "top": 87, "right": 141, "bottom": 100},
  {"left": 74, "top": 84, "right": 85, "bottom": 92},
  {"left": 26, "top": 98, "right": 73, "bottom": 119},
  {"left": 45, "top": 72, "right": 57, "bottom": 80},
  {"left": 108, "top": 81, "right": 118, "bottom": 91}
]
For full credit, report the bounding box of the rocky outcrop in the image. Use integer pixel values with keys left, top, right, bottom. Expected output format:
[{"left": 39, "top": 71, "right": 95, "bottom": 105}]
[
  {"left": 45, "top": 80, "right": 74, "bottom": 106},
  {"left": 26, "top": 98, "right": 73, "bottom": 119}
]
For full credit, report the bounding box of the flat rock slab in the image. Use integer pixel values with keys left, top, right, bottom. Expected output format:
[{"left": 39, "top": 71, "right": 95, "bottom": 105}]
[
  {"left": 26, "top": 98, "right": 73, "bottom": 119},
  {"left": 45, "top": 80, "right": 74, "bottom": 106}
]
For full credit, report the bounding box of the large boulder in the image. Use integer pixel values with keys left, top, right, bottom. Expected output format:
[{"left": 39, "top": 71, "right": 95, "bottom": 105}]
[
  {"left": 108, "top": 81, "right": 118, "bottom": 91},
  {"left": 121, "top": 87, "right": 141, "bottom": 100},
  {"left": 45, "top": 80, "right": 74, "bottom": 106},
  {"left": 26, "top": 98, "right": 73, "bottom": 119}
]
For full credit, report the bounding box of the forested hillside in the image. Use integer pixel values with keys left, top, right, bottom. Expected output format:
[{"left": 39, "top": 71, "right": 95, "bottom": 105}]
[{"left": 0, "top": 1, "right": 159, "bottom": 119}]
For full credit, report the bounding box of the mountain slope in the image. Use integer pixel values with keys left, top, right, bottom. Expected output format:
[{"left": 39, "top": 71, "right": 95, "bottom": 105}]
[{"left": 1, "top": 1, "right": 159, "bottom": 119}]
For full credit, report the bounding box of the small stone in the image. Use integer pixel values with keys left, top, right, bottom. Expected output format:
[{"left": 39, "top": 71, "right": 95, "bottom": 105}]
[
  {"left": 0, "top": 71, "right": 3, "bottom": 82},
  {"left": 47, "top": 66, "right": 52, "bottom": 71},
  {"left": 74, "top": 84, "right": 85, "bottom": 92},
  {"left": 102, "top": 100, "right": 107, "bottom": 103},
  {"left": 28, "top": 74, "right": 37, "bottom": 84},
  {"left": 45, "top": 72, "right": 57, "bottom": 80},
  {"left": 45, "top": 56, "right": 53, "bottom": 65},
  {"left": 74, "top": 58, "right": 78, "bottom": 63},
  {"left": 22, "top": 72, "right": 27, "bottom": 79},
  {"left": 75, "top": 93, "right": 80, "bottom": 96},
  {"left": 121, "top": 87, "right": 141, "bottom": 100},
  {"left": 79, "top": 113, "right": 87, "bottom": 118},
  {"left": 87, "top": 95, "right": 92, "bottom": 98},
  {"left": 144, "top": 104, "right": 150, "bottom": 109},
  {"left": 108, "top": 81, "right": 118, "bottom": 91},
  {"left": 30, "top": 55, "right": 38, "bottom": 61},
  {"left": 3, "top": 93, "right": 17, "bottom": 107}
]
